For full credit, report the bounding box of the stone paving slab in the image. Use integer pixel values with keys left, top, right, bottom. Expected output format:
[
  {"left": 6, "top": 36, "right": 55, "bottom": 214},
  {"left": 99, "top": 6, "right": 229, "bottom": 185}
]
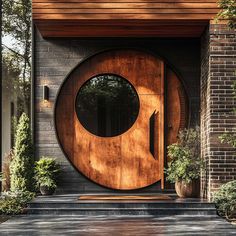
[{"left": 0, "top": 215, "right": 236, "bottom": 235}]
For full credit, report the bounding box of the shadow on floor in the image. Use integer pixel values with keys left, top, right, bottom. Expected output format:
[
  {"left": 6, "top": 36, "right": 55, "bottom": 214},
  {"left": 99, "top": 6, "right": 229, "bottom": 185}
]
[{"left": 0, "top": 215, "right": 235, "bottom": 236}]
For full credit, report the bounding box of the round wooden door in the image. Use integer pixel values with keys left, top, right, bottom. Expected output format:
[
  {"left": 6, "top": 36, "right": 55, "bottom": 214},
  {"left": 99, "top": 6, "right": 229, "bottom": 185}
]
[
  {"left": 55, "top": 49, "right": 165, "bottom": 190},
  {"left": 55, "top": 50, "right": 164, "bottom": 190}
]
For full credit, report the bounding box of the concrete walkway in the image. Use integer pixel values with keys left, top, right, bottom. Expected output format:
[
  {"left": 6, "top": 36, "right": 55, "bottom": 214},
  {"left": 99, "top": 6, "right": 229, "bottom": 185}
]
[{"left": 0, "top": 215, "right": 235, "bottom": 235}]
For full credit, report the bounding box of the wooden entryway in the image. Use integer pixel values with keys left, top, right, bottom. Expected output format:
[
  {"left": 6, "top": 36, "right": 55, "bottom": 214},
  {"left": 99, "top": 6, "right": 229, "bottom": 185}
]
[{"left": 55, "top": 49, "right": 188, "bottom": 190}]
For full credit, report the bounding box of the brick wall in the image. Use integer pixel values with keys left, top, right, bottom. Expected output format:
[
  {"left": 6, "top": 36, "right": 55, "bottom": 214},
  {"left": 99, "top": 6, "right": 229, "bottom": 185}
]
[
  {"left": 34, "top": 29, "right": 200, "bottom": 193},
  {"left": 201, "top": 23, "right": 236, "bottom": 199},
  {"left": 200, "top": 26, "right": 210, "bottom": 198}
]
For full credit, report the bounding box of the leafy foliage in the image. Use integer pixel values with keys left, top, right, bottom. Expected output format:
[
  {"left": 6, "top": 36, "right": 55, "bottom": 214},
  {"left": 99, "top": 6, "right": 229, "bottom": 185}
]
[
  {"left": 165, "top": 127, "right": 203, "bottom": 183},
  {"left": 2, "top": 0, "right": 31, "bottom": 115},
  {"left": 216, "top": 0, "right": 236, "bottom": 29},
  {"left": 37, "top": 177, "right": 57, "bottom": 189},
  {"left": 11, "top": 116, "right": 18, "bottom": 148},
  {"left": 2, "top": 0, "right": 31, "bottom": 68},
  {"left": 219, "top": 81, "right": 236, "bottom": 148},
  {"left": 0, "top": 191, "right": 34, "bottom": 215},
  {"left": 2, "top": 54, "right": 21, "bottom": 93},
  {"left": 220, "top": 132, "right": 236, "bottom": 148},
  {"left": 76, "top": 75, "right": 139, "bottom": 136},
  {"left": 213, "top": 180, "right": 236, "bottom": 220},
  {"left": 34, "top": 157, "right": 61, "bottom": 190},
  {"left": 10, "top": 113, "right": 34, "bottom": 192},
  {"left": 2, "top": 52, "right": 31, "bottom": 117},
  {"left": 217, "top": 76, "right": 236, "bottom": 222}
]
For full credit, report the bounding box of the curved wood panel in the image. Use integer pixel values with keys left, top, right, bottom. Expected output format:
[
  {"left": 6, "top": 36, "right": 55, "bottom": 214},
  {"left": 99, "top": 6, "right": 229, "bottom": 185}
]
[
  {"left": 165, "top": 67, "right": 188, "bottom": 189},
  {"left": 166, "top": 67, "right": 188, "bottom": 147}
]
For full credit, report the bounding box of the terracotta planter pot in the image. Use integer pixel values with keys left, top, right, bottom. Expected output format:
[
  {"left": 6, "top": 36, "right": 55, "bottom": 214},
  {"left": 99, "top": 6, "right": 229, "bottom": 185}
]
[
  {"left": 175, "top": 179, "right": 200, "bottom": 198},
  {"left": 40, "top": 186, "right": 55, "bottom": 196}
]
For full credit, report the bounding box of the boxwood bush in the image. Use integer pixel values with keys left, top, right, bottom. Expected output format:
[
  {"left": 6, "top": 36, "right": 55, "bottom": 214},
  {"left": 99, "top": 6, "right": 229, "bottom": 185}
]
[
  {"left": 10, "top": 113, "right": 34, "bottom": 192},
  {"left": 34, "top": 157, "right": 61, "bottom": 191},
  {"left": 213, "top": 180, "right": 236, "bottom": 220},
  {"left": 0, "top": 191, "right": 35, "bottom": 215}
]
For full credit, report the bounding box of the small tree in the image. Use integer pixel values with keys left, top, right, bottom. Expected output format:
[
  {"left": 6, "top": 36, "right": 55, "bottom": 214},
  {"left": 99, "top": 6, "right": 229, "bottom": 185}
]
[
  {"left": 10, "top": 113, "right": 34, "bottom": 192},
  {"left": 2, "top": 0, "right": 32, "bottom": 115}
]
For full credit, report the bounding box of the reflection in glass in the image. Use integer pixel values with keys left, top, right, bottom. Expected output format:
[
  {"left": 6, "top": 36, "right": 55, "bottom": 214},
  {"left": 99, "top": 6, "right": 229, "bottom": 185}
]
[{"left": 75, "top": 74, "right": 139, "bottom": 137}]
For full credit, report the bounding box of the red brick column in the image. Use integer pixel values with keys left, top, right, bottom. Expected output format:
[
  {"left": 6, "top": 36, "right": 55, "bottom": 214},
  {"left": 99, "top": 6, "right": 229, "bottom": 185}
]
[{"left": 201, "top": 23, "right": 236, "bottom": 199}]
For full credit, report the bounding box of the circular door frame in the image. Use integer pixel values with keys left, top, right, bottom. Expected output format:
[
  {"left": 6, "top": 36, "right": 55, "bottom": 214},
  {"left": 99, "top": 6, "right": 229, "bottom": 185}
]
[{"left": 54, "top": 48, "right": 189, "bottom": 190}]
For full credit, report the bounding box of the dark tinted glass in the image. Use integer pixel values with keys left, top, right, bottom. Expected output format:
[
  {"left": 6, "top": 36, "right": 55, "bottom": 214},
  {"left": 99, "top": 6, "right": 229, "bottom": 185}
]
[{"left": 75, "top": 74, "right": 139, "bottom": 137}]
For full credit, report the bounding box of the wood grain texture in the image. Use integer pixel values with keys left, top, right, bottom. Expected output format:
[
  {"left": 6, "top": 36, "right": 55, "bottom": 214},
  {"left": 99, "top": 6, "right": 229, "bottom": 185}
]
[
  {"left": 55, "top": 49, "right": 165, "bottom": 190},
  {"left": 165, "top": 67, "right": 188, "bottom": 189},
  {"left": 79, "top": 195, "right": 172, "bottom": 200},
  {"left": 33, "top": 0, "right": 217, "bottom": 2},
  {"left": 32, "top": 0, "right": 218, "bottom": 37},
  {"left": 35, "top": 20, "right": 208, "bottom": 37}
]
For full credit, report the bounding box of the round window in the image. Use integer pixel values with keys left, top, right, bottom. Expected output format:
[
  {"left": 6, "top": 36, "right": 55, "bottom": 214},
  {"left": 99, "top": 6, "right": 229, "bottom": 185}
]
[{"left": 75, "top": 74, "right": 140, "bottom": 137}]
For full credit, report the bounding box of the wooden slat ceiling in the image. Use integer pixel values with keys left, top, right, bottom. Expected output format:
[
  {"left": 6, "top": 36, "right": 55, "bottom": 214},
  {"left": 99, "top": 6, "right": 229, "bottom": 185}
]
[{"left": 33, "top": 0, "right": 219, "bottom": 37}]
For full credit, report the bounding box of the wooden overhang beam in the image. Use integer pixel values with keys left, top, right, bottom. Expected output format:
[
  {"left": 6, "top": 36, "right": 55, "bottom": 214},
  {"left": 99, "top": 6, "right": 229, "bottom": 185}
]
[{"left": 33, "top": 0, "right": 219, "bottom": 37}]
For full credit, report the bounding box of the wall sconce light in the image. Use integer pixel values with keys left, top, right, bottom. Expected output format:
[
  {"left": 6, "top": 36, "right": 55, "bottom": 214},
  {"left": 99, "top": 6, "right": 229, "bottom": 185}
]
[{"left": 43, "top": 85, "right": 49, "bottom": 101}]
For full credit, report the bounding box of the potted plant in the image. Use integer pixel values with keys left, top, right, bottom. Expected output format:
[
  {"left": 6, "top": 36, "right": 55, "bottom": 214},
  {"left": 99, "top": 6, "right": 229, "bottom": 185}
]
[
  {"left": 165, "top": 127, "right": 203, "bottom": 198},
  {"left": 34, "top": 157, "right": 60, "bottom": 196}
]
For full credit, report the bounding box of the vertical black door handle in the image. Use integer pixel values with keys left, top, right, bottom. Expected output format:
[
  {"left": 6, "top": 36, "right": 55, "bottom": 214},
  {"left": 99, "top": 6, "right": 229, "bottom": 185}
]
[{"left": 149, "top": 110, "right": 158, "bottom": 160}]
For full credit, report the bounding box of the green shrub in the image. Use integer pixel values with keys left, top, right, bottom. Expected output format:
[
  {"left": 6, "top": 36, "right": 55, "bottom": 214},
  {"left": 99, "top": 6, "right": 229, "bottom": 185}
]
[
  {"left": 34, "top": 157, "right": 60, "bottom": 190},
  {"left": 0, "top": 191, "right": 35, "bottom": 215},
  {"left": 37, "top": 177, "right": 57, "bottom": 189},
  {"left": 216, "top": 0, "right": 236, "bottom": 29},
  {"left": 165, "top": 127, "right": 203, "bottom": 183},
  {"left": 10, "top": 113, "right": 34, "bottom": 192},
  {"left": 213, "top": 180, "right": 236, "bottom": 220}
]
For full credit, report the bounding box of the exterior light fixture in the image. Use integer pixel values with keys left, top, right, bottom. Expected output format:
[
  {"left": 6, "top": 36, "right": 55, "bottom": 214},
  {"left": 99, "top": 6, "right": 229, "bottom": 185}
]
[{"left": 43, "top": 85, "right": 49, "bottom": 101}]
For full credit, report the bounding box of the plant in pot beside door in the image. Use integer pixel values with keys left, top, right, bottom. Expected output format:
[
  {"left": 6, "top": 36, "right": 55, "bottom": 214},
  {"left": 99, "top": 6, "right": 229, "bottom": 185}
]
[
  {"left": 165, "top": 127, "right": 203, "bottom": 198},
  {"left": 34, "top": 157, "right": 61, "bottom": 196}
]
